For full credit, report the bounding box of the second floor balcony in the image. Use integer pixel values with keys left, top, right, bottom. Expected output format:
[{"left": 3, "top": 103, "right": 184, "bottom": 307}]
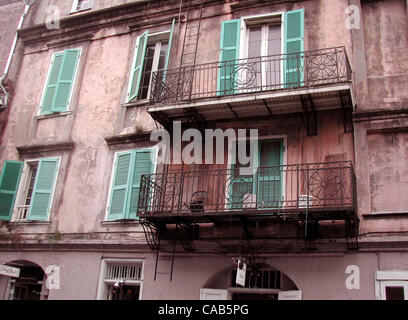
[
  {"left": 137, "top": 161, "right": 356, "bottom": 225},
  {"left": 148, "top": 47, "right": 353, "bottom": 125}
]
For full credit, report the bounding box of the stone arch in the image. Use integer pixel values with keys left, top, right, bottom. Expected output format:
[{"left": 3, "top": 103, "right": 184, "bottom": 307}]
[
  {"left": 3, "top": 259, "right": 48, "bottom": 300},
  {"left": 201, "top": 262, "right": 299, "bottom": 299}
]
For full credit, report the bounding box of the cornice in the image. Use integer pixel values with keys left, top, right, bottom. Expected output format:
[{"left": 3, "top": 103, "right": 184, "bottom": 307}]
[
  {"left": 104, "top": 132, "right": 153, "bottom": 146},
  {"left": 230, "top": 0, "right": 299, "bottom": 12},
  {"left": 353, "top": 108, "right": 408, "bottom": 122},
  {"left": 18, "top": 0, "right": 226, "bottom": 46},
  {"left": 16, "top": 141, "right": 74, "bottom": 155},
  {"left": 2, "top": 236, "right": 408, "bottom": 253}
]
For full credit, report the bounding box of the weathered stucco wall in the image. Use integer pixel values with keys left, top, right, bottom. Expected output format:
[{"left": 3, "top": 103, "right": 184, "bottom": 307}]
[
  {"left": 355, "top": 0, "right": 408, "bottom": 111},
  {"left": 0, "top": 0, "right": 24, "bottom": 74},
  {"left": 0, "top": 0, "right": 26, "bottom": 143},
  {"left": 32, "top": 0, "right": 147, "bottom": 24},
  {"left": 352, "top": 0, "right": 408, "bottom": 235},
  {"left": 0, "top": 0, "right": 407, "bottom": 301},
  {"left": 0, "top": 0, "right": 357, "bottom": 238},
  {"left": 368, "top": 131, "right": 408, "bottom": 213}
]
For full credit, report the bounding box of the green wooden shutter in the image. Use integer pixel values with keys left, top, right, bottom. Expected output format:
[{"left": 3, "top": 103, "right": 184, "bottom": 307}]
[
  {"left": 107, "top": 152, "right": 133, "bottom": 220},
  {"left": 257, "top": 141, "right": 283, "bottom": 208},
  {"left": 41, "top": 53, "right": 64, "bottom": 114},
  {"left": 284, "top": 9, "right": 304, "bottom": 87},
  {"left": 0, "top": 161, "right": 23, "bottom": 221},
  {"left": 28, "top": 158, "right": 59, "bottom": 221},
  {"left": 41, "top": 49, "right": 80, "bottom": 114},
  {"left": 163, "top": 19, "right": 175, "bottom": 80},
  {"left": 128, "top": 31, "right": 149, "bottom": 102},
  {"left": 128, "top": 150, "right": 154, "bottom": 219},
  {"left": 218, "top": 19, "right": 241, "bottom": 95},
  {"left": 53, "top": 49, "right": 80, "bottom": 112}
]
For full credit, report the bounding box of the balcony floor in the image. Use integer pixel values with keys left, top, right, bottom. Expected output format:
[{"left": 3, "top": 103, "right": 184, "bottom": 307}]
[
  {"left": 138, "top": 205, "right": 355, "bottom": 225},
  {"left": 148, "top": 83, "right": 354, "bottom": 124}
]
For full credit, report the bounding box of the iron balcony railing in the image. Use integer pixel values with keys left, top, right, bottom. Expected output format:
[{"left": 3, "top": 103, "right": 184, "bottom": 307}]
[
  {"left": 150, "top": 46, "right": 352, "bottom": 105},
  {"left": 137, "top": 161, "right": 356, "bottom": 217}
]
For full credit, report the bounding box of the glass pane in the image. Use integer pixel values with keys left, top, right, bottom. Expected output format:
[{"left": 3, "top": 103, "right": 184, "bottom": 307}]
[
  {"left": 139, "top": 44, "right": 155, "bottom": 99},
  {"left": 25, "top": 165, "right": 38, "bottom": 206},
  {"left": 386, "top": 287, "right": 405, "bottom": 300},
  {"left": 77, "top": 0, "right": 92, "bottom": 11},
  {"left": 266, "top": 25, "right": 281, "bottom": 87},
  {"left": 260, "top": 141, "right": 281, "bottom": 167},
  {"left": 157, "top": 42, "right": 168, "bottom": 71},
  {"left": 248, "top": 27, "right": 262, "bottom": 58},
  {"left": 109, "top": 284, "right": 140, "bottom": 300},
  {"left": 248, "top": 27, "right": 263, "bottom": 88}
]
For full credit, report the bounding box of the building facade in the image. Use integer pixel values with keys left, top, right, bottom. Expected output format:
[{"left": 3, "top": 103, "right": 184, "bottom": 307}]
[{"left": 0, "top": 0, "right": 407, "bottom": 300}]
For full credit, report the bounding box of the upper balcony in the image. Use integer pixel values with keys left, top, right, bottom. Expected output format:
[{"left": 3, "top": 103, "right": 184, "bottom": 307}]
[{"left": 147, "top": 47, "right": 354, "bottom": 126}]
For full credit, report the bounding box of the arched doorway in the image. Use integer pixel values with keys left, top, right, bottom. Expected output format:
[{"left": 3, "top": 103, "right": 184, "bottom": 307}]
[
  {"left": 201, "top": 263, "right": 300, "bottom": 300},
  {"left": 3, "top": 260, "right": 47, "bottom": 300}
]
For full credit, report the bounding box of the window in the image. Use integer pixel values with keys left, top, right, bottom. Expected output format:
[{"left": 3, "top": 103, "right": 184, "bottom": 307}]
[
  {"left": 0, "top": 158, "right": 60, "bottom": 222},
  {"left": 127, "top": 20, "right": 175, "bottom": 102},
  {"left": 106, "top": 148, "right": 156, "bottom": 220},
  {"left": 18, "top": 162, "right": 38, "bottom": 220},
  {"left": 246, "top": 23, "right": 281, "bottom": 87},
  {"left": 231, "top": 269, "right": 282, "bottom": 289},
  {"left": 376, "top": 271, "right": 408, "bottom": 300},
  {"left": 229, "top": 139, "right": 284, "bottom": 210},
  {"left": 97, "top": 259, "right": 143, "bottom": 300},
  {"left": 71, "top": 0, "right": 92, "bottom": 13},
  {"left": 40, "top": 48, "right": 81, "bottom": 115},
  {"left": 218, "top": 9, "right": 304, "bottom": 94},
  {"left": 138, "top": 40, "right": 169, "bottom": 100}
]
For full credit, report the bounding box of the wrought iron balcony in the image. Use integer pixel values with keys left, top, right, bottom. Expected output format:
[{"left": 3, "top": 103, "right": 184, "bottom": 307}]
[
  {"left": 150, "top": 46, "right": 351, "bottom": 105},
  {"left": 137, "top": 161, "right": 356, "bottom": 223},
  {"left": 147, "top": 47, "right": 353, "bottom": 129}
]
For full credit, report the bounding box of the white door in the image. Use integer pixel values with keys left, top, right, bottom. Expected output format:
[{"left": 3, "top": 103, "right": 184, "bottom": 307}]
[
  {"left": 278, "top": 290, "right": 302, "bottom": 300},
  {"left": 200, "top": 289, "right": 229, "bottom": 300}
]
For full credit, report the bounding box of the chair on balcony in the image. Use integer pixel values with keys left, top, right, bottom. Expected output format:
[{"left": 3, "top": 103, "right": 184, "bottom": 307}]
[{"left": 184, "top": 191, "right": 208, "bottom": 214}]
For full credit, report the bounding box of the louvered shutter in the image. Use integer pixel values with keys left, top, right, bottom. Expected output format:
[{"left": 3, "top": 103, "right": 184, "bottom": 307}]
[
  {"left": 28, "top": 158, "right": 59, "bottom": 221},
  {"left": 128, "top": 150, "right": 154, "bottom": 219},
  {"left": 41, "top": 49, "right": 80, "bottom": 114},
  {"left": 0, "top": 161, "right": 23, "bottom": 221},
  {"left": 284, "top": 9, "right": 304, "bottom": 87},
  {"left": 218, "top": 19, "right": 241, "bottom": 95},
  {"left": 107, "top": 152, "right": 133, "bottom": 220},
  {"left": 128, "top": 31, "right": 148, "bottom": 101}
]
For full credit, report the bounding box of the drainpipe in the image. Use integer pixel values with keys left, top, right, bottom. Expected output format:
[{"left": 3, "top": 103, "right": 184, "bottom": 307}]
[{"left": 0, "top": 0, "right": 35, "bottom": 109}]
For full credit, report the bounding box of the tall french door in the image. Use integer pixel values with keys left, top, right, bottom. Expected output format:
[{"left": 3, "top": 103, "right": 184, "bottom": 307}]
[{"left": 229, "top": 139, "right": 283, "bottom": 210}]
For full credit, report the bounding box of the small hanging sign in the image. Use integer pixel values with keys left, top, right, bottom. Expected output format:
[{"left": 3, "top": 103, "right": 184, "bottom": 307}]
[
  {"left": 0, "top": 264, "right": 20, "bottom": 278},
  {"left": 236, "top": 259, "right": 246, "bottom": 287}
]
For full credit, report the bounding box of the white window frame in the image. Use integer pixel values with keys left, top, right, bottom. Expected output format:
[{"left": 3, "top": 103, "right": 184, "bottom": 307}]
[
  {"left": 375, "top": 271, "right": 408, "bottom": 300},
  {"left": 96, "top": 259, "right": 144, "bottom": 300},
  {"left": 239, "top": 12, "right": 285, "bottom": 90},
  {"left": 38, "top": 48, "right": 83, "bottom": 116},
  {"left": 127, "top": 30, "right": 171, "bottom": 103},
  {"left": 104, "top": 146, "right": 159, "bottom": 221},
  {"left": 11, "top": 157, "right": 61, "bottom": 222},
  {"left": 70, "top": 0, "right": 93, "bottom": 13}
]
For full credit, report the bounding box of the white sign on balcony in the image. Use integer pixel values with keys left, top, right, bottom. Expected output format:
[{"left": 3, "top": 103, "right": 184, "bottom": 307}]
[
  {"left": 0, "top": 264, "right": 20, "bottom": 278},
  {"left": 236, "top": 260, "right": 246, "bottom": 287}
]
